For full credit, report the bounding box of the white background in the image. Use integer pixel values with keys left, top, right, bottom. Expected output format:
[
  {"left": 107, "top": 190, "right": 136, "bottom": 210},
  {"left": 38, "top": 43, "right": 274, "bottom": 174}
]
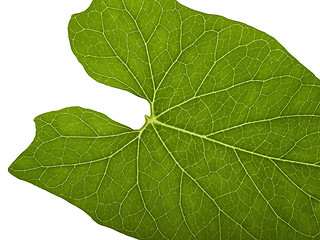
[{"left": 0, "top": 0, "right": 319, "bottom": 239}]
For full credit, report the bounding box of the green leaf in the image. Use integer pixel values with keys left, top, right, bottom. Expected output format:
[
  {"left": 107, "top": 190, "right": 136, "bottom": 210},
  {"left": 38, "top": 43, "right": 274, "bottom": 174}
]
[{"left": 9, "top": 0, "right": 320, "bottom": 239}]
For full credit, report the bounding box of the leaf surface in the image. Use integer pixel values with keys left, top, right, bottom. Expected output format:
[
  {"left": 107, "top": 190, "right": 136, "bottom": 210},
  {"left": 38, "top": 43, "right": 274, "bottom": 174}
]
[{"left": 9, "top": 0, "right": 320, "bottom": 239}]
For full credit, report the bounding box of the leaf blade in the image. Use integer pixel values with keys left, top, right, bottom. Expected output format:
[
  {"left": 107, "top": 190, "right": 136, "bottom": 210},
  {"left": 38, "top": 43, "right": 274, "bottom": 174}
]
[{"left": 10, "top": 0, "right": 320, "bottom": 239}]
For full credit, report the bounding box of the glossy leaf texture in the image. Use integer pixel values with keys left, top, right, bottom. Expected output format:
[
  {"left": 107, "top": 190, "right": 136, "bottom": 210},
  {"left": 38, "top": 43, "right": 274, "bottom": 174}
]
[{"left": 9, "top": 0, "right": 320, "bottom": 239}]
